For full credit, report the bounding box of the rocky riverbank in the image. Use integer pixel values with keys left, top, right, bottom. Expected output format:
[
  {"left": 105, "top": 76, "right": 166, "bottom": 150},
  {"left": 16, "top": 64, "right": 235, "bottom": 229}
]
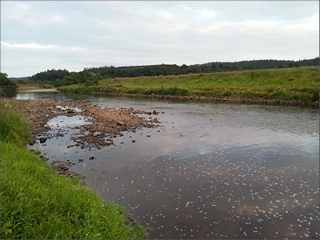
[
  {"left": 6, "top": 98, "right": 159, "bottom": 143},
  {"left": 4, "top": 98, "right": 160, "bottom": 176}
]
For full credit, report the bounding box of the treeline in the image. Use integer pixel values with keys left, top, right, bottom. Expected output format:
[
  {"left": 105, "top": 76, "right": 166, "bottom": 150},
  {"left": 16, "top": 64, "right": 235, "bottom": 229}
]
[
  {"left": 23, "top": 69, "right": 103, "bottom": 87},
  {"left": 0, "top": 73, "right": 18, "bottom": 97},
  {"left": 84, "top": 57, "right": 319, "bottom": 78},
  {"left": 16, "top": 57, "right": 319, "bottom": 87}
]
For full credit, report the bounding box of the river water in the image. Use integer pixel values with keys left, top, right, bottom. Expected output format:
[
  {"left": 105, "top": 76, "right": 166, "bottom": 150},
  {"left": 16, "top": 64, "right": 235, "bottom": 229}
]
[{"left": 16, "top": 92, "right": 319, "bottom": 239}]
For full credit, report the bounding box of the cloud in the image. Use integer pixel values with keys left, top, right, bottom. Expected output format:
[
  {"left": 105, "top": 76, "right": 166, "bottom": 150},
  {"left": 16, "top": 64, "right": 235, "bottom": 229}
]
[
  {"left": 1, "top": 42, "right": 86, "bottom": 52},
  {"left": 1, "top": 41, "right": 89, "bottom": 75},
  {"left": 0, "top": 1, "right": 318, "bottom": 77}
]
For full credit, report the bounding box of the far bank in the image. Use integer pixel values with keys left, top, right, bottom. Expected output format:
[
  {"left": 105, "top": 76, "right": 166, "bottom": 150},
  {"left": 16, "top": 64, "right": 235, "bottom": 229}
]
[{"left": 58, "top": 67, "right": 319, "bottom": 106}]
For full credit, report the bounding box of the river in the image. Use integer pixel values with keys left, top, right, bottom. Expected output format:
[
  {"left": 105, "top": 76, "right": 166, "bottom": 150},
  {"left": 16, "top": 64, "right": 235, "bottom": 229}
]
[{"left": 16, "top": 91, "right": 319, "bottom": 239}]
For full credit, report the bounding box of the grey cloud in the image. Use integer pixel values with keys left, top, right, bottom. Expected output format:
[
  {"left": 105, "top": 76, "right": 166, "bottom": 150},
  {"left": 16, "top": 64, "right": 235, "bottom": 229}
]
[{"left": 1, "top": 1, "right": 318, "bottom": 77}]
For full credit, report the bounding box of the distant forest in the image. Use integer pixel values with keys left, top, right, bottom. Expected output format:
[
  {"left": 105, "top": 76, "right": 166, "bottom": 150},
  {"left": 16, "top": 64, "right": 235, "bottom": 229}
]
[{"left": 14, "top": 57, "right": 319, "bottom": 87}]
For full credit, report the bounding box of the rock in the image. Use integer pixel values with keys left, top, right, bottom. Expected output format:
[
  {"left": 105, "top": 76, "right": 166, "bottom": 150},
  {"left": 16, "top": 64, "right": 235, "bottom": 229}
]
[
  {"left": 106, "top": 139, "right": 114, "bottom": 145},
  {"left": 89, "top": 156, "right": 95, "bottom": 160},
  {"left": 117, "top": 121, "right": 125, "bottom": 126},
  {"left": 66, "top": 108, "right": 75, "bottom": 114},
  {"left": 39, "top": 137, "right": 47, "bottom": 143},
  {"left": 152, "top": 118, "right": 161, "bottom": 123},
  {"left": 147, "top": 134, "right": 151, "bottom": 137}
]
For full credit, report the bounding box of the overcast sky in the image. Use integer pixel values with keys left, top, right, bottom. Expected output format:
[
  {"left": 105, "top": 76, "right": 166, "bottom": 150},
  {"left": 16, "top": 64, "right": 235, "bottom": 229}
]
[{"left": 1, "top": 1, "right": 319, "bottom": 77}]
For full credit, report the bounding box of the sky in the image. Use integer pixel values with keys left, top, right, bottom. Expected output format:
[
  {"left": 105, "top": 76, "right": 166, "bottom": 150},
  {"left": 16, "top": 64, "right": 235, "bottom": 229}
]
[{"left": 1, "top": 1, "right": 319, "bottom": 77}]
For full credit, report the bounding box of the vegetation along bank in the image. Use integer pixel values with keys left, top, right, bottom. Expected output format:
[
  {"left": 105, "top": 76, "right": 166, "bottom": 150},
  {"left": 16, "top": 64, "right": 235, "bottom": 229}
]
[
  {"left": 0, "top": 99, "right": 149, "bottom": 239},
  {"left": 58, "top": 67, "right": 319, "bottom": 106}
]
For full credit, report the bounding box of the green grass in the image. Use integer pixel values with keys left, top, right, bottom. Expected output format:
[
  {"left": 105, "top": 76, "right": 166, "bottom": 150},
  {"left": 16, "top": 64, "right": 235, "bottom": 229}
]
[
  {"left": 0, "top": 101, "right": 32, "bottom": 147},
  {"left": 59, "top": 67, "right": 319, "bottom": 102},
  {"left": 0, "top": 100, "right": 148, "bottom": 239}
]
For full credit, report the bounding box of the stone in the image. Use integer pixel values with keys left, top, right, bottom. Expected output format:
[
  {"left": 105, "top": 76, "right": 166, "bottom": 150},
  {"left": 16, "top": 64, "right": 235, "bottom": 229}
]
[
  {"left": 117, "top": 121, "right": 125, "bottom": 126},
  {"left": 66, "top": 108, "right": 75, "bottom": 114},
  {"left": 39, "top": 137, "right": 47, "bottom": 143},
  {"left": 152, "top": 118, "right": 161, "bottom": 123}
]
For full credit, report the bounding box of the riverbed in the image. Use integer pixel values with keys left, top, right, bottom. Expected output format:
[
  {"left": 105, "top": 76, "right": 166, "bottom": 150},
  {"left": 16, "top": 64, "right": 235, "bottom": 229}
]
[{"left": 16, "top": 91, "right": 319, "bottom": 239}]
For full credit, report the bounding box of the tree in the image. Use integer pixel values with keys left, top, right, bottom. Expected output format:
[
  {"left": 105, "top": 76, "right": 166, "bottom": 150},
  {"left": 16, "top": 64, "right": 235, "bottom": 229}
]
[
  {"left": 0, "top": 73, "right": 18, "bottom": 97},
  {"left": 57, "top": 71, "right": 102, "bottom": 87}
]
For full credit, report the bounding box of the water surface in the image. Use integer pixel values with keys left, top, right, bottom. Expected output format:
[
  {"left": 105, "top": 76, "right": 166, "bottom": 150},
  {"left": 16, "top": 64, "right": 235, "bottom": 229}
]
[{"left": 18, "top": 92, "right": 319, "bottom": 239}]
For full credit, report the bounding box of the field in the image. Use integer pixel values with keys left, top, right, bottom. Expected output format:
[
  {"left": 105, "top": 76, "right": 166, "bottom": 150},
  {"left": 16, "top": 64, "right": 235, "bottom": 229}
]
[{"left": 59, "top": 67, "right": 319, "bottom": 103}]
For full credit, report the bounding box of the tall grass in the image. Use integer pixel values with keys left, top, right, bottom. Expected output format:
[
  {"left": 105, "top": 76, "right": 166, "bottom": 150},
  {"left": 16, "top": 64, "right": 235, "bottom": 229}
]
[
  {"left": 59, "top": 67, "right": 319, "bottom": 102},
  {"left": 0, "top": 101, "right": 32, "bottom": 147},
  {"left": 0, "top": 100, "right": 148, "bottom": 239}
]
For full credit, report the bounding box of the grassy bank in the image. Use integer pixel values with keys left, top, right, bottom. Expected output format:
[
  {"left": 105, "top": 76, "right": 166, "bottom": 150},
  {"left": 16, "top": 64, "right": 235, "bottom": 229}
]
[
  {"left": 17, "top": 84, "right": 54, "bottom": 92},
  {"left": 0, "top": 100, "right": 147, "bottom": 239},
  {"left": 59, "top": 67, "right": 319, "bottom": 103}
]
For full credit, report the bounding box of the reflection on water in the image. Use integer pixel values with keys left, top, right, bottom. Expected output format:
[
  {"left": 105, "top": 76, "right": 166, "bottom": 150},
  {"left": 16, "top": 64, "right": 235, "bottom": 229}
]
[
  {"left": 16, "top": 91, "right": 61, "bottom": 100},
  {"left": 21, "top": 93, "right": 319, "bottom": 239}
]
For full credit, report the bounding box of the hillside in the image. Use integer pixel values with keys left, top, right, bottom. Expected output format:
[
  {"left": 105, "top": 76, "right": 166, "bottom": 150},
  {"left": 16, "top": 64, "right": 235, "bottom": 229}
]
[
  {"left": 59, "top": 67, "right": 319, "bottom": 105},
  {"left": 12, "top": 57, "right": 319, "bottom": 87}
]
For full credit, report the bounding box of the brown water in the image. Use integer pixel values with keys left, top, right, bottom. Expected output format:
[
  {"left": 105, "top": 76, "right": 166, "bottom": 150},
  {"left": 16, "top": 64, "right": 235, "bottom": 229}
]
[{"left": 18, "top": 92, "right": 319, "bottom": 239}]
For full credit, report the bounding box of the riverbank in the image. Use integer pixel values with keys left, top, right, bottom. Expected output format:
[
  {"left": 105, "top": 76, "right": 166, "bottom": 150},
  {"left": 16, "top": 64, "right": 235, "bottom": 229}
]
[
  {"left": 0, "top": 98, "right": 150, "bottom": 239},
  {"left": 5, "top": 98, "right": 159, "bottom": 148},
  {"left": 82, "top": 92, "right": 320, "bottom": 107},
  {"left": 17, "top": 84, "right": 55, "bottom": 92},
  {"left": 58, "top": 67, "right": 319, "bottom": 106},
  {"left": 18, "top": 88, "right": 59, "bottom": 93}
]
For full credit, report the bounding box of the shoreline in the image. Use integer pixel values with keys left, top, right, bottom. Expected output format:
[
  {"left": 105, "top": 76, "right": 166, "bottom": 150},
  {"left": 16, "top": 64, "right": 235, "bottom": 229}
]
[
  {"left": 4, "top": 98, "right": 160, "bottom": 176},
  {"left": 1, "top": 98, "right": 149, "bottom": 238},
  {"left": 79, "top": 91, "right": 319, "bottom": 107},
  {"left": 16, "top": 87, "right": 319, "bottom": 107},
  {"left": 5, "top": 98, "right": 159, "bottom": 146},
  {"left": 18, "top": 88, "right": 59, "bottom": 93}
]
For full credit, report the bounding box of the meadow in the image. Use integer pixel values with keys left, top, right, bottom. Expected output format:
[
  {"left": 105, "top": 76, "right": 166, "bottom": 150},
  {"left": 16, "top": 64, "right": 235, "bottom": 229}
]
[
  {"left": 59, "top": 67, "right": 319, "bottom": 102},
  {"left": 0, "top": 99, "right": 148, "bottom": 239}
]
